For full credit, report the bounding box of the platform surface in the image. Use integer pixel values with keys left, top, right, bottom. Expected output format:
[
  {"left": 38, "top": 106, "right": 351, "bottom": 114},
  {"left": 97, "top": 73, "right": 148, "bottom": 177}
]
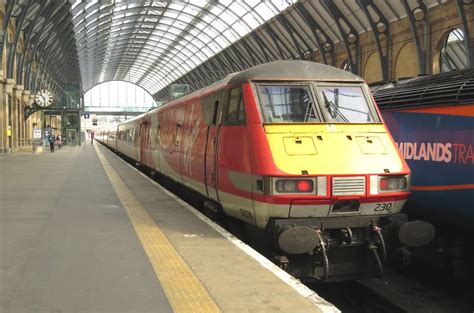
[{"left": 0, "top": 143, "right": 338, "bottom": 313}]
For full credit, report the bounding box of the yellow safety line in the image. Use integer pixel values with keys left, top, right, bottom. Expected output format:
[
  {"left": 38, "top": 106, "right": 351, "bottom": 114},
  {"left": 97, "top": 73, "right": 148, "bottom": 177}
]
[{"left": 95, "top": 145, "right": 221, "bottom": 313}]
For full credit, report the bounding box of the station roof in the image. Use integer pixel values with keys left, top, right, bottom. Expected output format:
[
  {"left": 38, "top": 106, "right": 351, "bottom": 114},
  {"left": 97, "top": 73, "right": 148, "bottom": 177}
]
[
  {"left": 6, "top": 0, "right": 466, "bottom": 103},
  {"left": 69, "top": 0, "right": 292, "bottom": 94}
]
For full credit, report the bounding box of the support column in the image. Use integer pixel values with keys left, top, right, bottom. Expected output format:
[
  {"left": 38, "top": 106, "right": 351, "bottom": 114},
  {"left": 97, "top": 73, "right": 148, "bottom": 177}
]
[
  {"left": 5, "top": 78, "right": 14, "bottom": 153},
  {"left": 29, "top": 93, "right": 41, "bottom": 143},
  {"left": 23, "top": 90, "right": 31, "bottom": 140},
  {"left": 14, "top": 85, "right": 24, "bottom": 144},
  {"left": 0, "top": 70, "right": 7, "bottom": 153},
  {"left": 11, "top": 82, "right": 20, "bottom": 152}
]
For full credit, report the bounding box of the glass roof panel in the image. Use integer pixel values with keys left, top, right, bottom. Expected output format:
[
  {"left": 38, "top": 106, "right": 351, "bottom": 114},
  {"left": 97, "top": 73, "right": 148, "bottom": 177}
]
[
  {"left": 228, "top": 2, "right": 247, "bottom": 17},
  {"left": 69, "top": 0, "right": 293, "bottom": 94},
  {"left": 231, "top": 22, "right": 248, "bottom": 37},
  {"left": 242, "top": 12, "right": 260, "bottom": 29},
  {"left": 163, "top": 10, "right": 179, "bottom": 19},
  {"left": 179, "top": 14, "right": 193, "bottom": 23},
  {"left": 255, "top": 3, "right": 277, "bottom": 20}
]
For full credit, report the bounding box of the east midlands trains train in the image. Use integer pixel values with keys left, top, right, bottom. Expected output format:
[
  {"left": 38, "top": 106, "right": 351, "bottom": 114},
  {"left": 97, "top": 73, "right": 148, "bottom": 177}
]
[
  {"left": 372, "top": 69, "right": 473, "bottom": 278},
  {"left": 97, "top": 61, "right": 434, "bottom": 281}
]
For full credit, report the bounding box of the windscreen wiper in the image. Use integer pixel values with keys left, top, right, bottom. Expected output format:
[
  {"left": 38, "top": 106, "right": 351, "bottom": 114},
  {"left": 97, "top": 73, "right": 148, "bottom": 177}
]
[
  {"left": 321, "top": 91, "right": 350, "bottom": 122},
  {"left": 336, "top": 105, "right": 372, "bottom": 121}
]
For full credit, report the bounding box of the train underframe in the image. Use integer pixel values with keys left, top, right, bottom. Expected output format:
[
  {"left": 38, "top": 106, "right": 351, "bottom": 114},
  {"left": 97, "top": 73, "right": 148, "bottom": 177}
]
[{"left": 266, "top": 214, "right": 435, "bottom": 281}]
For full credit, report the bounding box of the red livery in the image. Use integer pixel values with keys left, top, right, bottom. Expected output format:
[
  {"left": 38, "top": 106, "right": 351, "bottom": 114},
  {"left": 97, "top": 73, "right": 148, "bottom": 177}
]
[{"left": 98, "top": 61, "right": 434, "bottom": 281}]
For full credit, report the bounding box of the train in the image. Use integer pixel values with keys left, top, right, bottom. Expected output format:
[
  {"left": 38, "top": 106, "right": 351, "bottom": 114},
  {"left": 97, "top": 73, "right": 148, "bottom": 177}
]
[
  {"left": 372, "top": 68, "right": 473, "bottom": 278},
  {"left": 97, "top": 60, "right": 434, "bottom": 281}
]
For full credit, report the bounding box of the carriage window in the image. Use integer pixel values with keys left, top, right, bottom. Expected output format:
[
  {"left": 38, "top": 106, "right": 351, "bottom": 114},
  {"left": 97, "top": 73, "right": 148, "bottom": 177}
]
[
  {"left": 128, "top": 129, "right": 135, "bottom": 142},
  {"left": 257, "top": 85, "right": 319, "bottom": 123},
  {"left": 201, "top": 97, "right": 215, "bottom": 125},
  {"left": 224, "top": 87, "right": 245, "bottom": 125},
  {"left": 318, "top": 86, "right": 377, "bottom": 123},
  {"left": 201, "top": 92, "right": 223, "bottom": 126}
]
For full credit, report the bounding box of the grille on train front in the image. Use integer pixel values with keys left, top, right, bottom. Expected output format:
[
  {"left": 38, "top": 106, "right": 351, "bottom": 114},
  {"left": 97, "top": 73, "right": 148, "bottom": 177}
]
[{"left": 332, "top": 176, "right": 366, "bottom": 196}]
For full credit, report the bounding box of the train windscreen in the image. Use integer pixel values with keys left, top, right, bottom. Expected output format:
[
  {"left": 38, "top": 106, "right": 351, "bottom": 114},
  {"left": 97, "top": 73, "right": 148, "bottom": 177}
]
[
  {"left": 257, "top": 85, "right": 320, "bottom": 123},
  {"left": 256, "top": 83, "right": 379, "bottom": 124},
  {"left": 318, "top": 86, "right": 377, "bottom": 123}
]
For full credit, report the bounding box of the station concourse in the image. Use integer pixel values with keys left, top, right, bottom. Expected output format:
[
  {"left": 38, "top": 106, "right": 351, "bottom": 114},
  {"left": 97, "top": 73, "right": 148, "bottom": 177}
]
[{"left": 1, "top": 1, "right": 473, "bottom": 312}]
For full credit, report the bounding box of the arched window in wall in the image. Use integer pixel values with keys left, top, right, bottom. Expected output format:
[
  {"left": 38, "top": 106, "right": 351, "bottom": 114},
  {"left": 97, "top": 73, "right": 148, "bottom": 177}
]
[
  {"left": 84, "top": 81, "right": 156, "bottom": 110},
  {"left": 440, "top": 29, "right": 468, "bottom": 72},
  {"left": 394, "top": 42, "right": 419, "bottom": 79},
  {"left": 364, "top": 53, "right": 382, "bottom": 84}
]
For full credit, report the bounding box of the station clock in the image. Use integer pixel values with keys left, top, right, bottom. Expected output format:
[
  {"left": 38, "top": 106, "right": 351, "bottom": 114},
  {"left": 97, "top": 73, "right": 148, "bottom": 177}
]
[{"left": 34, "top": 89, "right": 54, "bottom": 107}]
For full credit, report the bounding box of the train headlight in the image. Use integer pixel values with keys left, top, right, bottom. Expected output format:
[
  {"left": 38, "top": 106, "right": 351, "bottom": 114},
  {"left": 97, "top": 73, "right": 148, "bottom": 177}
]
[
  {"left": 276, "top": 179, "right": 313, "bottom": 193},
  {"left": 272, "top": 178, "right": 315, "bottom": 194},
  {"left": 379, "top": 175, "right": 409, "bottom": 192},
  {"left": 276, "top": 180, "right": 296, "bottom": 192},
  {"left": 297, "top": 180, "right": 313, "bottom": 192}
]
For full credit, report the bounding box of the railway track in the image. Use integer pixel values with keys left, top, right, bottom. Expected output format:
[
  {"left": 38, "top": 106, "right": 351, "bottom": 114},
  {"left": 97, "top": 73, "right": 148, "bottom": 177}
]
[
  {"left": 158, "top": 169, "right": 473, "bottom": 312},
  {"left": 309, "top": 270, "right": 472, "bottom": 313},
  {"left": 119, "top": 148, "right": 472, "bottom": 313}
]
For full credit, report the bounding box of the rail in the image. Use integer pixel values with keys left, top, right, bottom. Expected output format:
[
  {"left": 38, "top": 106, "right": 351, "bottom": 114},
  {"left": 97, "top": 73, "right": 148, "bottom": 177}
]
[
  {"left": 16, "top": 138, "right": 44, "bottom": 153},
  {"left": 17, "top": 138, "right": 35, "bottom": 148}
]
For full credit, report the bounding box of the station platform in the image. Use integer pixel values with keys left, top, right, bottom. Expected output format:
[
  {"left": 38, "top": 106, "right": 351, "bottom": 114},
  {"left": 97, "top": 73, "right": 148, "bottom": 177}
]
[{"left": 0, "top": 143, "right": 338, "bottom": 313}]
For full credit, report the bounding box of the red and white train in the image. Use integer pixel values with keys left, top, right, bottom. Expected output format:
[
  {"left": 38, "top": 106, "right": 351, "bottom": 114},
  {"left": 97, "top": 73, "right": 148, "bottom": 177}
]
[{"left": 97, "top": 61, "right": 434, "bottom": 281}]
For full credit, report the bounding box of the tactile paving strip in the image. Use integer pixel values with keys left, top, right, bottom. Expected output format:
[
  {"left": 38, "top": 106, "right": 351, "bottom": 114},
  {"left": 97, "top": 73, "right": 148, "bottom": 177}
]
[{"left": 95, "top": 145, "right": 221, "bottom": 313}]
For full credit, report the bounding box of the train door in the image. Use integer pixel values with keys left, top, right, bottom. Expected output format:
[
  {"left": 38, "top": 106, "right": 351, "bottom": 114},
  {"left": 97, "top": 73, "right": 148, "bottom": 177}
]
[
  {"left": 172, "top": 107, "right": 186, "bottom": 183},
  {"left": 205, "top": 94, "right": 223, "bottom": 201},
  {"left": 139, "top": 119, "right": 151, "bottom": 166}
]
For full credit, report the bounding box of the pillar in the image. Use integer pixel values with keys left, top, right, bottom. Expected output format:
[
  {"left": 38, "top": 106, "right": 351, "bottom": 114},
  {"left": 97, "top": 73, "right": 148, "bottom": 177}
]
[
  {"left": 23, "top": 89, "right": 31, "bottom": 139},
  {"left": 0, "top": 70, "right": 7, "bottom": 153},
  {"left": 4, "top": 78, "right": 14, "bottom": 152},
  {"left": 14, "top": 85, "right": 24, "bottom": 143}
]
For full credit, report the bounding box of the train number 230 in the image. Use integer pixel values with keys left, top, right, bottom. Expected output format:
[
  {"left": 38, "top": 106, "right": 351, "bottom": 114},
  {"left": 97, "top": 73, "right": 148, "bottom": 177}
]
[{"left": 374, "top": 202, "right": 393, "bottom": 212}]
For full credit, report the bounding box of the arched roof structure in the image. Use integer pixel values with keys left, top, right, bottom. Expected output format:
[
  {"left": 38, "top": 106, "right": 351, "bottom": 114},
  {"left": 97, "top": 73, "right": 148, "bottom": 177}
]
[
  {"left": 2, "top": 0, "right": 472, "bottom": 105},
  {"left": 69, "top": 0, "right": 293, "bottom": 94}
]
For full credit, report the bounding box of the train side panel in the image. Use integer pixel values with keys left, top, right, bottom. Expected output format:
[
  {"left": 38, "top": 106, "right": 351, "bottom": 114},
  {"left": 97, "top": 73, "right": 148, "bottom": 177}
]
[
  {"left": 217, "top": 124, "right": 256, "bottom": 223},
  {"left": 106, "top": 127, "right": 117, "bottom": 150},
  {"left": 215, "top": 83, "right": 266, "bottom": 224},
  {"left": 156, "top": 107, "right": 184, "bottom": 183},
  {"left": 382, "top": 104, "right": 474, "bottom": 227},
  {"left": 179, "top": 100, "right": 210, "bottom": 196},
  {"left": 116, "top": 121, "right": 140, "bottom": 161}
]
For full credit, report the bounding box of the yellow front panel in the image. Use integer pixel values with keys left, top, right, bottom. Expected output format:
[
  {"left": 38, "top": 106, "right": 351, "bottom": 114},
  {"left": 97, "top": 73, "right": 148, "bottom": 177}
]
[
  {"left": 265, "top": 124, "right": 403, "bottom": 175},
  {"left": 283, "top": 136, "right": 317, "bottom": 155}
]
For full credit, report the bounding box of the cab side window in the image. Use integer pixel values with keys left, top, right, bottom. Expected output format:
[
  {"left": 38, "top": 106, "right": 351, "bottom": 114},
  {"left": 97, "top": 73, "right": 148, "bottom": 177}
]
[{"left": 224, "top": 87, "right": 245, "bottom": 125}]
